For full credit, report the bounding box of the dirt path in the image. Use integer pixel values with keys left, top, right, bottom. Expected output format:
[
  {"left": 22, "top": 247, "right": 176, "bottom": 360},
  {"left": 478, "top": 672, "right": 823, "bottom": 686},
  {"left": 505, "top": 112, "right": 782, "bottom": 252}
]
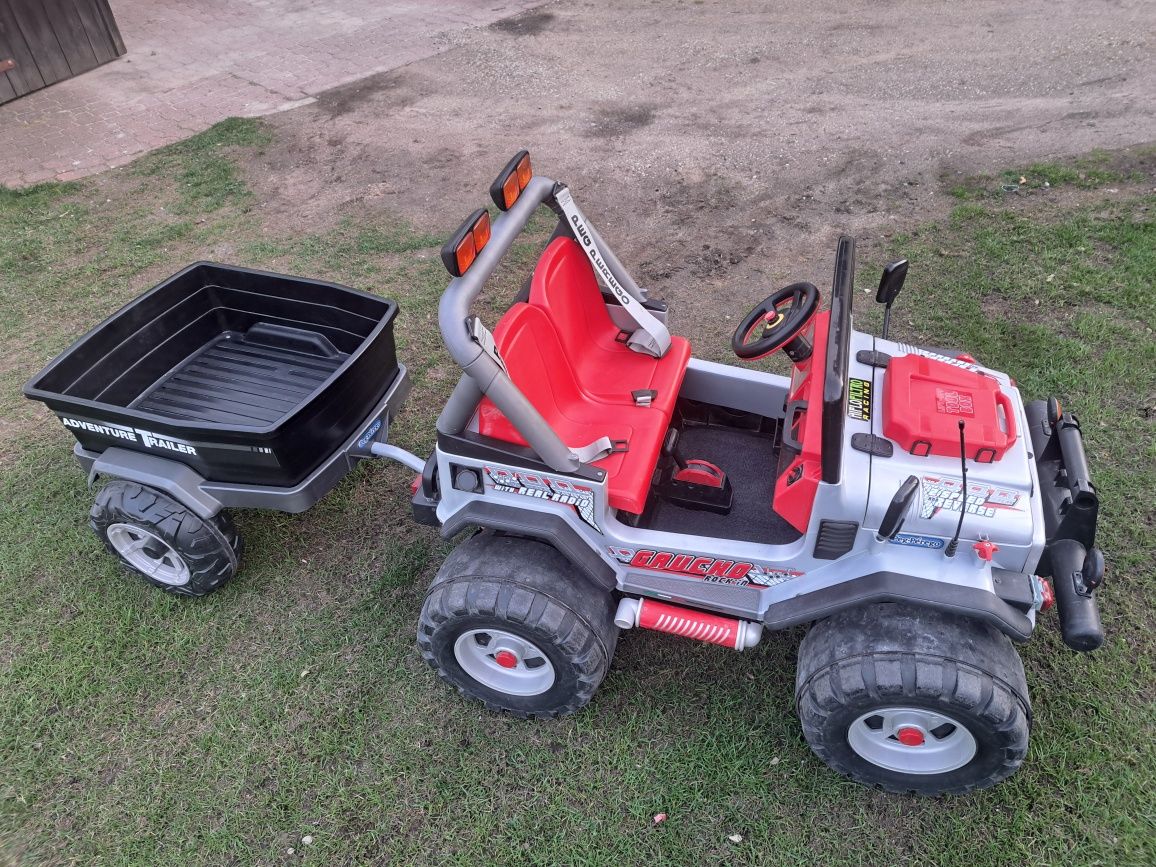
[
  {"left": 243, "top": 0, "right": 1153, "bottom": 342},
  {"left": 0, "top": 0, "right": 544, "bottom": 186}
]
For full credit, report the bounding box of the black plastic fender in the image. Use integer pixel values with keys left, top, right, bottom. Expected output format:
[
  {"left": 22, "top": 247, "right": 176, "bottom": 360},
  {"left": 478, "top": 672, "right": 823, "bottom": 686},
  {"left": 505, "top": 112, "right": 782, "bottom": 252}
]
[
  {"left": 764, "top": 571, "right": 1035, "bottom": 643},
  {"left": 439, "top": 501, "right": 618, "bottom": 593}
]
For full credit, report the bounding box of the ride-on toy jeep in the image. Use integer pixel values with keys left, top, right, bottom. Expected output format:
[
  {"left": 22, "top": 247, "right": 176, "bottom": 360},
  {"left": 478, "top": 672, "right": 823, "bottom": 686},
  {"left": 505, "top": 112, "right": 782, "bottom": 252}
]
[{"left": 25, "top": 152, "right": 1105, "bottom": 795}]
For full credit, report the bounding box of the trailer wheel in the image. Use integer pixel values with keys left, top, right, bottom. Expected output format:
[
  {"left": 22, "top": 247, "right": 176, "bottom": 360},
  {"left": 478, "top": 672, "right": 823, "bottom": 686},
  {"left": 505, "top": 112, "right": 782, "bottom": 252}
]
[
  {"left": 90, "top": 481, "right": 241, "bottom": 597},
  {"left": 418, "top": 532, "right": 618, "bottom": 719},
  {"left": 795, "top": 603, "right": 1031, "bottom": 795}
]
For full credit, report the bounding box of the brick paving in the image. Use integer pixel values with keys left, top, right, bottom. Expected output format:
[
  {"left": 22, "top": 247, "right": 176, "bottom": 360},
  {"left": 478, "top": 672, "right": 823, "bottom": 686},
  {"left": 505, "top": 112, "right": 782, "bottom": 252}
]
[{"left": 0, "top": 0, "right": 542, "bottom": 187}]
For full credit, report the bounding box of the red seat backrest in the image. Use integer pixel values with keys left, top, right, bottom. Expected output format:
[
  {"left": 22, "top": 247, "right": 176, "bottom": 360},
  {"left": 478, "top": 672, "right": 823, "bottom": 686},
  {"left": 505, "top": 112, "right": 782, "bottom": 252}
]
[
  {"left": 529, "top": 237, "right": 621, "bottom": 355},
  {"left": 492, "top": 302, "right": 587, "bottom": 416}
]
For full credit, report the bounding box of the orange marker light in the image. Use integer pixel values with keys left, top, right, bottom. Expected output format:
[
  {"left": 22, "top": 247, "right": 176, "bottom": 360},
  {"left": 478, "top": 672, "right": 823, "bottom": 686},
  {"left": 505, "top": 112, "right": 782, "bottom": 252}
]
[
  {"left": 489, "top": 149, "right": 533, "bottom": 211},
  {"left": 471, "top": 210, "right": 491, "bottom": 251},
  {"left": 454, "top": 234, "right": 476, "bottom": 276},
  {"left": 516, "top": 153, "right": 532, "bottom": 189},
  {"left": 502, "top": 172, "right": 520, "bottom": 209},
  {"left": 441, "top": 207, "right": 490, "bottom": 277}
]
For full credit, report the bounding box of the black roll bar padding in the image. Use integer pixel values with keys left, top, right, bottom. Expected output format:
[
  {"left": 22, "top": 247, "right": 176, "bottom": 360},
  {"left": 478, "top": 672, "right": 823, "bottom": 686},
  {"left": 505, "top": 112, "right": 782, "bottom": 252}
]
[{"left": 821, "top": 235, "right": 855, "bottom": 485}]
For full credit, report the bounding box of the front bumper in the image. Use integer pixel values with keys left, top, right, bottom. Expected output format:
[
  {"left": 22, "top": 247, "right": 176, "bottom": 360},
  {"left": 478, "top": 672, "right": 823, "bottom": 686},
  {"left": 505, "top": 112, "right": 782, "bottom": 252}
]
[{"left": 1026, "top": 399, "right": 1105, "bottom": 651}]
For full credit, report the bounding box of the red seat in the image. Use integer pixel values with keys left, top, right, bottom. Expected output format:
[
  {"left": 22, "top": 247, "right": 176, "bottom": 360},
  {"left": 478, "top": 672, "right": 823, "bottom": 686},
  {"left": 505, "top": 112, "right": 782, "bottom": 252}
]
[
  {"left": 529, "top": 237, "right": 690, "bottom": 413},
  {"left": 477, "top": 303, "right": 671, "bottom": 514}
]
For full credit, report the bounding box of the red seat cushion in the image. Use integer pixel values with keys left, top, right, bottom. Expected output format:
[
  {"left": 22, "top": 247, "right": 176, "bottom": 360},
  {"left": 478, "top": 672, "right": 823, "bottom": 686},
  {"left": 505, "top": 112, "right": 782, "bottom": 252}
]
[
  {"left": 528, "top": 237, "right": 690, "bottom": 413},
  {"left": 477, "top": 303, "right": 670, "bottom": 514}
]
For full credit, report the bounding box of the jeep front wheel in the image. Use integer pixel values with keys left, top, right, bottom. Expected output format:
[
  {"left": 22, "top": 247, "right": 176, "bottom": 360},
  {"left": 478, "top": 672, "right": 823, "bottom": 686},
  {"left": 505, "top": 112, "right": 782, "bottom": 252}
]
[{"left": 795, "top": 603, "right": 1031, "bottom": 795}]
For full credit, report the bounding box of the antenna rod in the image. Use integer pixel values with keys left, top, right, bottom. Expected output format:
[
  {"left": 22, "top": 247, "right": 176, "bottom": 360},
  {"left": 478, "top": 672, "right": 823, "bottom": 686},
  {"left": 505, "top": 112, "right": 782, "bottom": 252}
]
[
  {"left": 945, "top": 420, "right": 967, "bottom": 558},
  {"left": 881, "top": 305, "right": 892, "bottom": 341}
]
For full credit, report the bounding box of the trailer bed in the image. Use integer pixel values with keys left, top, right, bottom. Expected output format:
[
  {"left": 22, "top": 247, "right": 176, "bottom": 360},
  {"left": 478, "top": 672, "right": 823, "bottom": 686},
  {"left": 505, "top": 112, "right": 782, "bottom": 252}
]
[
  {"left": 25, "top": 262, "right": 401, "bottom": 488},
  {"left": 134, "top": 331, "right": 347, "bottom": 426}
]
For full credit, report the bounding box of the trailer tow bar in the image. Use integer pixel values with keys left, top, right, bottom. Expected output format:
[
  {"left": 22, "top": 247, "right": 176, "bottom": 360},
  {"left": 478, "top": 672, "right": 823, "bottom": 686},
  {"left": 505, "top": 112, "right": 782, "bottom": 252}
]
[{"left": 370, "top": 441, "right": 426, "bottom": 473}]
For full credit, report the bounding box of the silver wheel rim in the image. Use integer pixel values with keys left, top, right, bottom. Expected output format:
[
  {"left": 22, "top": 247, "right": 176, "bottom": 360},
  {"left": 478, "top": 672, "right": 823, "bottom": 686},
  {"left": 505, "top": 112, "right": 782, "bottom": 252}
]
[
  {"left": 847, "top": 706, "right": 978, "bottom": 774},
  {"left": 453, "top": 628, "right": 556, "bottom": 696},
  {"left": 106, "top": 523, "right": 190, "bottom": 587}
]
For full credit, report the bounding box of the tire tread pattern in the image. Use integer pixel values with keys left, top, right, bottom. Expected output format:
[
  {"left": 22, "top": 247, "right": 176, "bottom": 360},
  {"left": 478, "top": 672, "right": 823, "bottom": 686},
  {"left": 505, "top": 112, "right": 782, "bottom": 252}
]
[
  {"left": 795, "top": 603, "right": 1031, "bottom": 795},
  {"left": 90, "top": 481, "right": 241, "bottom": 597},
  {"left": 417, "top": 533, "right": 616, "bottom": 719}
]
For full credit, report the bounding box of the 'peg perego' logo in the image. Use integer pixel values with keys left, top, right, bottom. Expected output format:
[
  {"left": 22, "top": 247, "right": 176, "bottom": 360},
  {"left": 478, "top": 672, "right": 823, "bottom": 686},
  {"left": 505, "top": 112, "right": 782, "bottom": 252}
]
[{"left": 60, "top": 416, "right": 198, "bottom": 456}]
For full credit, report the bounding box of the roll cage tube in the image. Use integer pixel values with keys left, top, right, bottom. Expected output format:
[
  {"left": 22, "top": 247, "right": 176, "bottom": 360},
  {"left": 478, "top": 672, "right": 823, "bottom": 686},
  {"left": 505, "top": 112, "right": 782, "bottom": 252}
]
[
  {"left": 821, "top": 235, "right": 855, "bottom": 484},
  {"left": 437, "top": 174, "right": 660, "bottom": 474}
]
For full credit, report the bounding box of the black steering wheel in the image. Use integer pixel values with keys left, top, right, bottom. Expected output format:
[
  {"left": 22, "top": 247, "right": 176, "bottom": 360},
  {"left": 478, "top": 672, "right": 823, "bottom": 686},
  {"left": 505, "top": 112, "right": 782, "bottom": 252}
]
[{"left": 731, "top": 281, "right": 819, "bottom": 361}]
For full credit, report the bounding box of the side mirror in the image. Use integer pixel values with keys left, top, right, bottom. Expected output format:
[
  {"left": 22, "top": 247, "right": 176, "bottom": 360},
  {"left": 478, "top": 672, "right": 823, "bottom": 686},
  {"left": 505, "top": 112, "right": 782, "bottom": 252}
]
[
  {"left": 876, "top": 259, "right": 908, "bottom": 306},
  {"left": 877, "top": 475, "right": 920, "bottom": 540}
]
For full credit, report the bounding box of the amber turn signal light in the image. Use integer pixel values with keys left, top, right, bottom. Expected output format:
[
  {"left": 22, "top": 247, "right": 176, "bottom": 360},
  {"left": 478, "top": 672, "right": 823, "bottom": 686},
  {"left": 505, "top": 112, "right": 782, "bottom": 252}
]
[
  {"left": 489, "top": 150, "right": 533, "bottom": 211},
  {"left": 441, "top": 208, "right": 491, "bottom": 277}
]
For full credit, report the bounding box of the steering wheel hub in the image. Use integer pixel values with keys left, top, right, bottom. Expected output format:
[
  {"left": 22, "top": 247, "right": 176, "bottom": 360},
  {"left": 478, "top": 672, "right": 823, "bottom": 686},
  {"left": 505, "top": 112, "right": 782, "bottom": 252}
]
[{"left": 732, "top": 281, "right": 819, "bottom": 362}]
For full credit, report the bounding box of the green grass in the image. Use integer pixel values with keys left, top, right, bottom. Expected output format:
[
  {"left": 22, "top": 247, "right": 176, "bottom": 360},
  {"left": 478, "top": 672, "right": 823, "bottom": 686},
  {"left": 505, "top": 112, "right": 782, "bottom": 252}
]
[
  {"left": 1, "top": 123, "right": 1154, "bottom": 865},
  {"left": 948, "top": 147, "right": 1152, "bottom": 199}
]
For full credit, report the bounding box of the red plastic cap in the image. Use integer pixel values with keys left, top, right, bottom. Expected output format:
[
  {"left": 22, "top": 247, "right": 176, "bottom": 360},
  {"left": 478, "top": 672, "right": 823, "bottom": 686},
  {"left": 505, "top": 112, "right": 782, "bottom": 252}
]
[
  {"left": 896, "top": 727, "right": 925, "bottom": 746},
  {"left": 1039, "top": 578, "right": 1055, "bottom": 611},
  {"left": 973, "top": 540, "right": 999, "bottom": 562},
  {"left": 494, "top": 650, "right": 518, "bottom": 669}
]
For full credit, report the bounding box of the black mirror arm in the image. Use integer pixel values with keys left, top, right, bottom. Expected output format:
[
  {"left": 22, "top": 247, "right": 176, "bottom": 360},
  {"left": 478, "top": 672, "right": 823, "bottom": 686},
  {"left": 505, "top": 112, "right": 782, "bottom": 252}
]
[
  {"left": 877, "top": 259, "right": 908, "bottom": 340},
  {"left": 877, "top": 475, "right": 921, "bottom": 540}
]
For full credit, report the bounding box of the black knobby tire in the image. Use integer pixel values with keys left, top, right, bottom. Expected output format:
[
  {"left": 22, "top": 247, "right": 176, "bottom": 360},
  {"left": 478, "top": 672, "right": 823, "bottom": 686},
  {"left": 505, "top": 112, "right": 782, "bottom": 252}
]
[
  {"left": 418, "top": 532, "right": 618, "bottom": 719},
  {"left": 795, "top": 603, "right": 1031, "bottom": 795},
  {"left": 90, "top": 481, "right": 242, "bottom": 597}
]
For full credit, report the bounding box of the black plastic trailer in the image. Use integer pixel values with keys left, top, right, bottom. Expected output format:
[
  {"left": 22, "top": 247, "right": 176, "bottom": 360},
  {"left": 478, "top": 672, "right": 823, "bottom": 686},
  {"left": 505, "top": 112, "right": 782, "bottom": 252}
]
[{"left": 24, "top": 262, "right": 413, "bottom": 594}]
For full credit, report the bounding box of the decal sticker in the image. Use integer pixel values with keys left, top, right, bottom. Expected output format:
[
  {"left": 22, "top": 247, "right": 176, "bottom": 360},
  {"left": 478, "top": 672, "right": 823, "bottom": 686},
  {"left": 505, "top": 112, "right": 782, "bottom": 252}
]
[
  {"left": 60, "top": 417, "right": 136, "bottom": 444},
  {"left": 57, "top": 415, "right": 276, "bottom": 461},
  {"left": 907, "top": 347, "right": 982, "bottom": 372},
  {"left": 484, "top": 467, "right": 599, "bottom": 530},
  {"left": 608, "top": 547, "right": 804, "bottom": 589},
  {"left": 934, "top": 388, "right": 974, "bottom": 417},
  {"left": 919, "top": 476, "right": 1022, "bottom": 519},
  {"left": 848, "top": 378, "right": 872, "bottom": 421},
  {"left": 357, "top": 418, "right": 383, "bottom": 449},
  {"left": 889, "top": 533, "right": 945, "bottom": 550},
  {"left": 60, "top": 416, "right": 198, "bottom": 456}
]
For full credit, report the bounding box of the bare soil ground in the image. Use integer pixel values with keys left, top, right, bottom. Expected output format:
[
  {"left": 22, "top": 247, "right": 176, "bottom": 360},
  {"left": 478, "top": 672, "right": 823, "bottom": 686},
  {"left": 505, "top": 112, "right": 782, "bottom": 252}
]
[{"left": 241, "top": 0, "right": 1155, "bottom": 346}]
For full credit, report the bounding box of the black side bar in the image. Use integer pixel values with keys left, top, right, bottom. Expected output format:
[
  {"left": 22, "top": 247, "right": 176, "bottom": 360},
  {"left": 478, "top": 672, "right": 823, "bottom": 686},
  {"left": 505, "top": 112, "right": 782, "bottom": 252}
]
[
  {"left": 1025, "top": 399, "right": 1104, "bottom": 651},
  {"left": 820, "top": 236, "right": 855, "bottom": 485}
]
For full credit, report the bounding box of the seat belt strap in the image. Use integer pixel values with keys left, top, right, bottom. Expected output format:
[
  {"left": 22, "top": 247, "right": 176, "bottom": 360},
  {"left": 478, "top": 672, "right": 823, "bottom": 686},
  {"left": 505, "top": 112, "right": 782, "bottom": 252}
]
[
  {"left": 553, "top": 185, "right": 671, "bottom": 358},
  {"left": 572, "top": 437, "right": 629, "bottom": 464},
  {"left": 468, "top": 316, "right": 506, "bottom": 372}
]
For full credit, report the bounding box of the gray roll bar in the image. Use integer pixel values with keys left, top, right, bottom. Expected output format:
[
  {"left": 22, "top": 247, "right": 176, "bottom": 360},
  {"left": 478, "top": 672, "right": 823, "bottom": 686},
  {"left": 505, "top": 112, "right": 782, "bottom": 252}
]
[
  {"left": 437, "top": 175, "right": 586, "bottom": 472},
  {"left": 438, "top": 173, "right": 669, "bottom": 472}
]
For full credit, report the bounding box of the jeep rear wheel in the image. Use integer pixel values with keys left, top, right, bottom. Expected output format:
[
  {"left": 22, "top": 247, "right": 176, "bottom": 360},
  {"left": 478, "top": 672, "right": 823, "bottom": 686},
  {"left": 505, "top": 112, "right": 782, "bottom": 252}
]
[
  {"left": 795, "top": 603, "right": 1031, "bottom": 795},
  {"left": 418, "top": 532, "right": 618, "bottom": 719}
]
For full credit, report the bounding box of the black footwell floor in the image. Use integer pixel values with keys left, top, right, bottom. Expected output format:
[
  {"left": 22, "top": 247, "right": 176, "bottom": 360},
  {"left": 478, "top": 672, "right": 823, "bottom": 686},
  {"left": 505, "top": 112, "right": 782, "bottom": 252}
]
[{"left": 644, "top": 424, "right": 802, "bottom": 544}]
